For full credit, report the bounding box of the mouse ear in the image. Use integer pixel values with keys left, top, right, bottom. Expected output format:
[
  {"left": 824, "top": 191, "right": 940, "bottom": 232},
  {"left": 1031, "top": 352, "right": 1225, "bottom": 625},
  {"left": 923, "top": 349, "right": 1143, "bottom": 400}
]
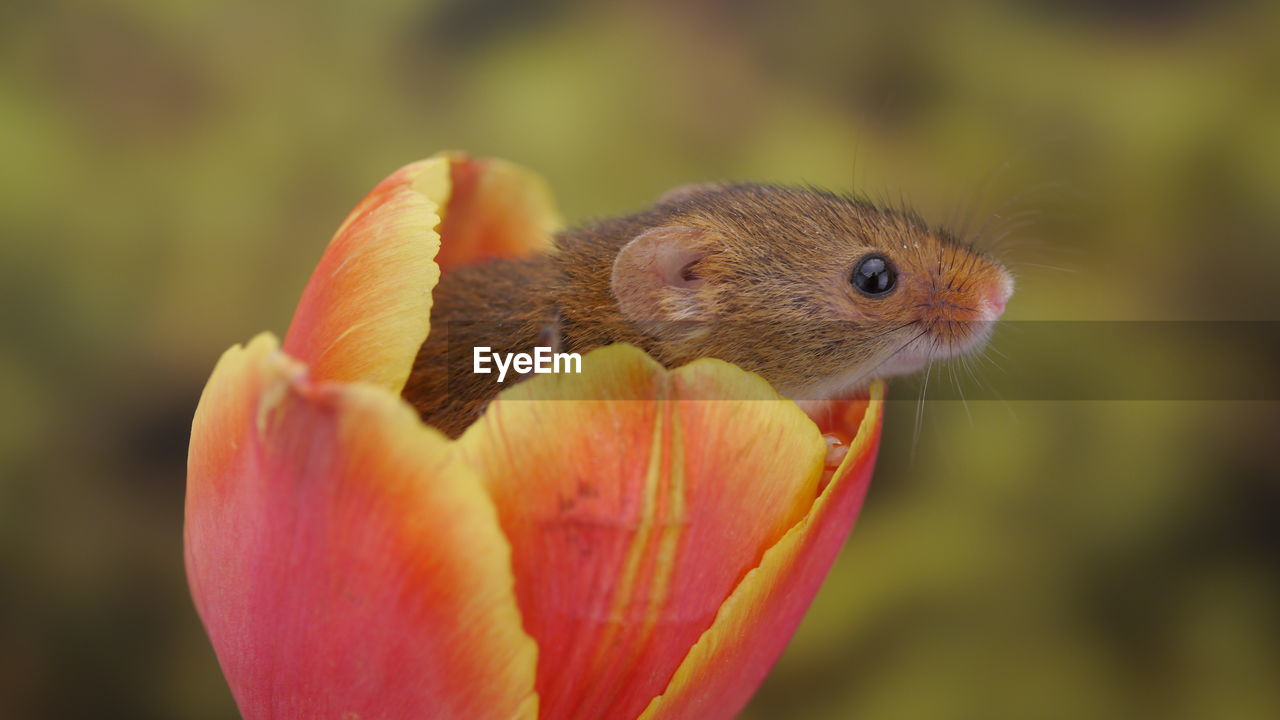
[
  {"left": 657, "top": 183, "right": 723, "bottom": 205},
  {"left": 611, "top": 225, "right": 712, "bottom": 337}
]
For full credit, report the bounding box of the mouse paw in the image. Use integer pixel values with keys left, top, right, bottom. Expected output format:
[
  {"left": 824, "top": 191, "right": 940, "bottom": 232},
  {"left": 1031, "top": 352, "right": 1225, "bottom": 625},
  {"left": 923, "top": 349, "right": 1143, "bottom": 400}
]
[{"left": 822, "top": 433, "right": 850, "bottom": 469}]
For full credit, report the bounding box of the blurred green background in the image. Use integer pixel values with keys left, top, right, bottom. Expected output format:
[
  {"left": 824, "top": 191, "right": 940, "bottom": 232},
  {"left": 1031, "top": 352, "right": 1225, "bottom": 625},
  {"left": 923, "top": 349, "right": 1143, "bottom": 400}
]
[{"left": 2, "top": 1, "right": 1278, "bottom": 718}]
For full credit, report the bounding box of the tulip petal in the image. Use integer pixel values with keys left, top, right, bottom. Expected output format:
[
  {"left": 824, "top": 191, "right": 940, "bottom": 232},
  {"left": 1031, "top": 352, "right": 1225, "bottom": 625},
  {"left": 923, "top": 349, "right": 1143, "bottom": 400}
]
[
  {"left": 458, "top": 345, "right": 830, "bottom": 720},
  {"left": 638, "top": 383, "right": 885, "bottom": 720},
  {"left": 283, "top": 159, "right": 444, "bottom": 392},
  {"left": 185, "top": 333, "right": 538, "bottom": 720},
  {"left": 283, "top": 153, "right": 559, "bottom": 392},
  {"left": 431, "top": 152, "right": 561, "bottom": 272}
]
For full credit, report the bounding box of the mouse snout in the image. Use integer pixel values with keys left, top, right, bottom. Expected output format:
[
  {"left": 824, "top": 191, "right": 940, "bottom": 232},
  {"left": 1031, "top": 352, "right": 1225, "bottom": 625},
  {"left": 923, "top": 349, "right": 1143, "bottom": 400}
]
[{"left": 979, "top": 270, "right": 1014, "bottom": 322}]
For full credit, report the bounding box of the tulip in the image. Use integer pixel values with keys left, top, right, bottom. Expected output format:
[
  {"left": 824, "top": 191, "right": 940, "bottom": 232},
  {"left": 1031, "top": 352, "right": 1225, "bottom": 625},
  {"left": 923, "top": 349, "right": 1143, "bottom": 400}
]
[{"left": 186, "top": 152, "right": 885, "bottom": 719}]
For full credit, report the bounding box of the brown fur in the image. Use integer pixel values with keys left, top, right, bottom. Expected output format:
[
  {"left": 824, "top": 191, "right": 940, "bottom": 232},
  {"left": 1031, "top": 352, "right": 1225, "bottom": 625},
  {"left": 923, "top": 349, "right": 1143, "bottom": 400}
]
[{"left": 403, "top": 184, "right": 1011, "bottom": 437}]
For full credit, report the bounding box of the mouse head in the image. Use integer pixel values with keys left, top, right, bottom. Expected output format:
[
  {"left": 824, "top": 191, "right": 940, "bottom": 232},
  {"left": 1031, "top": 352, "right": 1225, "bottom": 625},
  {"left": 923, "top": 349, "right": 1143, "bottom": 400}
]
[{"left": 610, "top": 184, "right": 1014, "bottom": 399}]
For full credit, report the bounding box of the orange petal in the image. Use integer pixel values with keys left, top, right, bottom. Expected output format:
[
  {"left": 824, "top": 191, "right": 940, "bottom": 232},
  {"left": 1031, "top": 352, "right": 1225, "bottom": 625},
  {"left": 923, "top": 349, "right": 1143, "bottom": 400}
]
[
  {"left": 282, "top": 159, "right": 443, "bottom": 392},
  {"left": 457, "top": 345, "right": 830, "bottom": 720},
  {"left": 639, "top": 383, "right": 885, "bottom": 720},
  {"left": 283, "top": 152, "right": 560, "bottom": 392},
  {"left": 185, "top": 334, "right": 538, "bottom": 719},
  {"left": 431, "top": 152, "right": 561, "bottom": 272}
]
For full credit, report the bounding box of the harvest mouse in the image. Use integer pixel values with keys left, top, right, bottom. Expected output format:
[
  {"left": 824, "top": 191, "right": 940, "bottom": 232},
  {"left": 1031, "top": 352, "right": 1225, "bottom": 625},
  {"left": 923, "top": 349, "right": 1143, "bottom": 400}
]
[{"left": 403, "top": 183, "right": 1014, "bottom": 439}]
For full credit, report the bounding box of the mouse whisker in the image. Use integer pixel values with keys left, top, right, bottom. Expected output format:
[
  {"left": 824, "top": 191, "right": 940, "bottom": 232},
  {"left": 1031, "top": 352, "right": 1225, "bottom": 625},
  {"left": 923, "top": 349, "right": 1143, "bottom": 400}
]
[
  {"left": 950, "top": 361, "right": 974, "bottom": 428},
  {"left": 984, "top": 340, "right": 1011, "bottom": 364},
  {"left": 972, "top": 211, "right": 1044, "bottom": 253},
  {"left": 980, "top": 213, "right": 1044, "bottom": 245},
  {"left": 866, "top": 325, "right": 930, "bottom": 379},
  {"left": 964, "top": 181, "right": 1064, "bottom": 246},
  {"left": 1005, "top": 261, "right": 1077, "bottom": 274},
  {"left": 950, "top": 158, "right": 1017, "bottom": 248},
  {"left": 949, "top": 246, "right": 983, "bottom": 296},
  {"left": 910, "top": 348, "right": 937, "bottom": 462},
  {"left": 864, "top": 318, "right": 921, "bottom": 343},
  {"left": 977, "top": 347, "right": 1007, "bottom": 375}
]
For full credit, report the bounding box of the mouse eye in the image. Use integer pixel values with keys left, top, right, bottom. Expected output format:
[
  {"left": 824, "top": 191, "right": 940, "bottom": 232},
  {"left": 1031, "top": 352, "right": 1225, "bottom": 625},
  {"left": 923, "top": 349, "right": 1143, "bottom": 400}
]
[{"left": 851, "top": 254, "right": 897, "bottom": 296}]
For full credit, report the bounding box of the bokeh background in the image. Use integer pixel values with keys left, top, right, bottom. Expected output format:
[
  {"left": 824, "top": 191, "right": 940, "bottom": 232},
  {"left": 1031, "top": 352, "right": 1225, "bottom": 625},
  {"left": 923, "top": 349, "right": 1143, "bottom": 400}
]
[{"left": 3, "top": 1, "right": 1278, "bottom": 718}]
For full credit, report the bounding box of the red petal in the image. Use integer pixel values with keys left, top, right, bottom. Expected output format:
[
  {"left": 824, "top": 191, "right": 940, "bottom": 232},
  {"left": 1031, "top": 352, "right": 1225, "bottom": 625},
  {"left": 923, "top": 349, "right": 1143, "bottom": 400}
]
[
  {"left": 458, "top": 347, "right": 841, "bottom": 720},
  {"left": 433, "top": 153, "right": 560, "bottom": 272},
  {"left": 639, "top": 384, "right": 884, "bottom": 720},
  {"left": 185, "top": 334, "right": 538, "bottom": 719},
  {"left": 282, "top": 153, "right": 559, "bottom": 391},
  {"left": 282, "top": 159, "right": 443, "bottom": 392}
]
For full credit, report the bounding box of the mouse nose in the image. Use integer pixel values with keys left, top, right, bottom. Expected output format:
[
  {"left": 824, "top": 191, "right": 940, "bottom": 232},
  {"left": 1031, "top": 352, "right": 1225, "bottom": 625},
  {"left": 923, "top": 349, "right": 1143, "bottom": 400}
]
[{"left": 981, "top": 271, "right": 1014, "bottom": 321}]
